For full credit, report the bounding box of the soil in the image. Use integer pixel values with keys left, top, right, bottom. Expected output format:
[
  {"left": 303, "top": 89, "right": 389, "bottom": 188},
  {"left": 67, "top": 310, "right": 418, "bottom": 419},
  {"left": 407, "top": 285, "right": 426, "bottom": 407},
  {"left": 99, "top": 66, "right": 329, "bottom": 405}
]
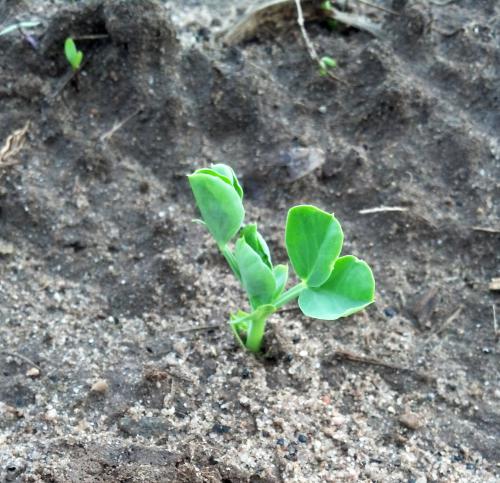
[{"left": 0, "top": 0, "right": 499, "bottom": 481}]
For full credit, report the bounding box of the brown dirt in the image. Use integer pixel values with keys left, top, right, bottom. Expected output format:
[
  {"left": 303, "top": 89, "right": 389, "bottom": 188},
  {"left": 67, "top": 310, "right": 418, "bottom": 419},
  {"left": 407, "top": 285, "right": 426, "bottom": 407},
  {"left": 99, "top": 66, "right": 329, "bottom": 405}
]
[{"left": 0, "top": 0, "right": 499, "bottom": 481}]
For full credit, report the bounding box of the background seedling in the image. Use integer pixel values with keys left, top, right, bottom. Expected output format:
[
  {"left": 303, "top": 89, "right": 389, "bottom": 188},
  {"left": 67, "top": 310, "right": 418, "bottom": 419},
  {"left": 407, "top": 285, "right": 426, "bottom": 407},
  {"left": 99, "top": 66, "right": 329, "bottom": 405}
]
[
  {"left": 189, "top": 164, "right": 375, "bottom": 353},
  {"left": 64, "top": 37, "right": 83, "bottom": 71},
  {"left": 319, "top": 56, "right": 337, "bottom": 76}
]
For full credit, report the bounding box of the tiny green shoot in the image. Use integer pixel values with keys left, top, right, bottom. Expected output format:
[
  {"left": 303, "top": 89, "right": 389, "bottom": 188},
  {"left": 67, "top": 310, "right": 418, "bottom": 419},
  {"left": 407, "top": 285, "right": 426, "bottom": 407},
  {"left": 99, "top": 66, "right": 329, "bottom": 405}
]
[
  {"left": 189, "top": 164, "right": 375, "bottom": 353},
  {"left": 64, "top": 37, "right": 83, "bottom": 71},
  {"left": 320, "top": 0, "right": 333, "bottom": 11},
  {"left": 319, "top": 56, "right": 337, "bottom": 77}
]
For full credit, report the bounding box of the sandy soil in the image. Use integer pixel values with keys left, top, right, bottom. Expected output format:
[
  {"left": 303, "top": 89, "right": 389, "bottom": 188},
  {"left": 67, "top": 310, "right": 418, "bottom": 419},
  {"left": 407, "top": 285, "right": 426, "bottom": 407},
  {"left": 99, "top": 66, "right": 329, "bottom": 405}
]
[{"left": 0, "top": 0, "right": 499, "bottom": 481}]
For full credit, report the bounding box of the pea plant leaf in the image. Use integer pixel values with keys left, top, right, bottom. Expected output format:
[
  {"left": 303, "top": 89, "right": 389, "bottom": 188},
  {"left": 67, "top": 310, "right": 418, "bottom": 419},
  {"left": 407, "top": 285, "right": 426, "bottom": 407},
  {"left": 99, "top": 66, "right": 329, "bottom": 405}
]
[
  {"left": 285, "top": 205, "right": 343, "bottom": 287},
  {"left": 235, "top": 237, "right": 276, "bottom": 309},
  {"left": 188, "top": 166, "right": 244, "bottom": 246},
  {"left": 241, "top": 224, "right": 272, "bottom": 268},
  {"left": 64, "top": 37, "right": 83, "bottom": 71},
  {"left": 197, "top": 164, "right": 243, "bottom": 199},
  {"left": 298, "top": 255, "right": 375, "bottom": 320}
]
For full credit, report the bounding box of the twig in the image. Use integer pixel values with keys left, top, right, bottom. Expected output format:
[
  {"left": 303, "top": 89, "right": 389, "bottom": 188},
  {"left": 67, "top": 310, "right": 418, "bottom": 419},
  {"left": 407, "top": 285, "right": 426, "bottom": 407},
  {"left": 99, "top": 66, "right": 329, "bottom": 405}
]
[
  {"left": 433, "top": 307, "right": 462, "bottom": 337},
  {"left": 419, "top": 307, "right": 462, "bottom": 355},
  {"left": 353, "top": 0, "right": 399, "bottom": 15},
  {"left": 492, "top": 305, "right": 498, "bottom": 341},
  {"left": 73, "top": 34, "right": 109, "bottom": 40},
  {"left": 0, "top": 350, "right": 41, "bottom": 370},
  {"left": 99, "top": 107, "right": 143, "bottom": 143},
  {"left": 472, "top": 226, "right": 500, "bottom": 234},
  {"left": 332, "top": 348, "right": 434, "bottom": 382},
  {"left": 359, "top": 206, "right": 408, "bottom": 215},
  {"left": 428, "top": 0, "right": 455, "bottom": 5},
  {"left": 333, "top": 348, "right": 405, "bottom": 370},
  {"left": 293, "top": 0, "right": 346, "bottom": 84},
  {"left": 174, "top": 324, "right": 221, "bottom": 333}
]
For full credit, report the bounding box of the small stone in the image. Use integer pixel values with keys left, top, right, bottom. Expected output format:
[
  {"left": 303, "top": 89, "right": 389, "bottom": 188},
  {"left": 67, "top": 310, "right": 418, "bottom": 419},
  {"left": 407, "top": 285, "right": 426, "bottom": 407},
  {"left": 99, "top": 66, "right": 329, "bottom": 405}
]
[
  {"left": 241, "top": 367, "right": 251, "bottom": 379},
  {"left": 90, "top": 379, "right": 108, "bottom": 393},
  {"left": 0, "top": 240, "right": 14, "bottom": 256},
  {"left": 297, "top": 434, "right": 308, "bottom": 443},
  {"left": 276, "top": 438, "right": 286, "bottom": 446},
  {"left": 318, "top": 105, "right": 327, "bottom": 114},
  {"left": 331, "top": 415, "right": 346, "bottom": 426},
  {"left": 399, "top": 411, "right": 424, "bottom": 430},
  {"left": 384, "top": 307, "right": 397, "bottom": 318},
  {"left": 26, "top": 367, "right": 40, "bottom": 378},
  {"left": 211, "top": 423, "right": 230, "bottom": 434},
  {"left": 45, "top": 408, "right": 58, "bottom": 421}
]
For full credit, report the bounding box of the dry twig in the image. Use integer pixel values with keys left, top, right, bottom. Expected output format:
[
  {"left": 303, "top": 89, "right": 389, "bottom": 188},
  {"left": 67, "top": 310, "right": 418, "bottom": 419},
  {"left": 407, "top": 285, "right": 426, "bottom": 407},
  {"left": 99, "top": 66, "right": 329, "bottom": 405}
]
[
  {"left": 99, "top": 107, "right": 143, "bottom": 143},
  {"left": 359, "top": 206, "right": 408, "bottom": 215},
  {"left": 0, "top": 350, "right": 41, "bottom": 371},
  {"left": 472, "top": 226, "right": 500, "bottom": 234},
  {"left": 492, "top": 305, "right": 498, "bottom": 341},
  {"left": 174, "top": 324, "right": 221, "bottom": 333}
]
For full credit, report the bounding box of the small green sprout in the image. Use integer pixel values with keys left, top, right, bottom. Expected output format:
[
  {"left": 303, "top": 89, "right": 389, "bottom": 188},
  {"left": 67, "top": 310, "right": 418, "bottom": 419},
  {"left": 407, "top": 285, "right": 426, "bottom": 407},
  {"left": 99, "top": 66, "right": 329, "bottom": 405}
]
[
  {"left": 64, "top": 37, "right": 83, "bottom": 71},
  {"left": 189, "top": 164, "right": 375, "bottom": 353},
  {"left": 320, "top": 0, "right": 333, "bottom": 11},
  {"left": 319, "top": 56, "right": 337, "bottom": 76}
]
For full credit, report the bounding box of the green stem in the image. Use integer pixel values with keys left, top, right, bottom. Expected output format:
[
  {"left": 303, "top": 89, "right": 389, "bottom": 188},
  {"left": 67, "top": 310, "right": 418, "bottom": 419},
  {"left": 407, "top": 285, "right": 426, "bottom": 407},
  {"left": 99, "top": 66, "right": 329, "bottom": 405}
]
[
  {"left": 220, "top": 244, "right": 241, "bottom": 281},
  {"left": 274, "top": 282, "right": 306, "bottom": 309},
  {"left": 245, "top": 313, "right": 268, "bottom": 353}
]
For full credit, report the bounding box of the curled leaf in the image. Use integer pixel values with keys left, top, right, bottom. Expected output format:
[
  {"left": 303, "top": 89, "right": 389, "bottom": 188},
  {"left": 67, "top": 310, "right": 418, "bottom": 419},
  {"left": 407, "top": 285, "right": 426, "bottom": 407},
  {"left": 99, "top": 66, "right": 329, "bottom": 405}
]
[
  {"left": 285, "top": 205, "right": 343, "bottom": 287},
  {"left": 235, "top": 238, "right": 276, "bottom": 309},
  {"left": 188, "top": 167, "right": 245, "bottom": 246}
]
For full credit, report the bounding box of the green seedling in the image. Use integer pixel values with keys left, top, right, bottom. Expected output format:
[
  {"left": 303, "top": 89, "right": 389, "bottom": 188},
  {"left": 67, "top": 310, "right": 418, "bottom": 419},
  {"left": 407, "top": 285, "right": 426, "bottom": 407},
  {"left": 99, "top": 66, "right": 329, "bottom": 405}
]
[
  {"left": 319, "top": 56, "right": 337, "bottom": 76},
  {"left": 64, "top": 37, "right": 83, "bottom": 71},
  {"left": 320, "top": 0, "right": 333, "bottom": 11},
  {"left": 189, "top": 164, "right": 375, "bottom": 353}
]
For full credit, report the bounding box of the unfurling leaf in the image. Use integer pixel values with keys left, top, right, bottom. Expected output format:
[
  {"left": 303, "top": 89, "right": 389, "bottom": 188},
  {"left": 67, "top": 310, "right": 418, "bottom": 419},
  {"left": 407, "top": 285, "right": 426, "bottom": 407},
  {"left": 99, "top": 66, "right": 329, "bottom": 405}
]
[
  {"left": 188, "top": 165, "right": 244, "bottom": 246},
  {"left": 235, "top": 238, "right": 276, "bottom": 309},
  {"left": 285, "top": 205, "right": 343, "bottom": 287}
]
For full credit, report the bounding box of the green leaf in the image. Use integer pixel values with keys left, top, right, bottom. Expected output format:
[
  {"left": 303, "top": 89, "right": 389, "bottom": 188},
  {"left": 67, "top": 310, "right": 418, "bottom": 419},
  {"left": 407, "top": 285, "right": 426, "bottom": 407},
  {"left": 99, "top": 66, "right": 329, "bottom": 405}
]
[
  {"left": 285, "top": 205, "right": 343, "bottom": 287},
  {"left": 64, "top": 37, "right": 82, "bottom": 70},
  {"left": 298, "top": 255, "right": 375, "bottom": 320},
  {"left": 321, "top": 56, "right": 337, "bottom": 69},
  {"left": 197, "top": 164, "right": 243, "bottom": 199},
  {"left": 241, "top": 224, "right": 272, "bottom": 268},
  {"left": 188, "top": 169, "right": 245, "bottom": 246},
  {"left": 235, "top": 238, "right": 276, "bottom": 309},
  {"left": 272, "top": 264, "right": 288, "bottom": 299}
]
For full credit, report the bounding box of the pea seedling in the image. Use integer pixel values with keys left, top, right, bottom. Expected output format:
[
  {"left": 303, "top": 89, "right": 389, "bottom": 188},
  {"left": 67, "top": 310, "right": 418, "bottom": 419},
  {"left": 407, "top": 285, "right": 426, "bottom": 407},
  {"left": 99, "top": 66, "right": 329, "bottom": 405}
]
[
  {"left": 189, "top": 164, "right": 375, "bottom": 353},
  {"left": 64, "top": 37, "right": 83, "bottom": 71}
]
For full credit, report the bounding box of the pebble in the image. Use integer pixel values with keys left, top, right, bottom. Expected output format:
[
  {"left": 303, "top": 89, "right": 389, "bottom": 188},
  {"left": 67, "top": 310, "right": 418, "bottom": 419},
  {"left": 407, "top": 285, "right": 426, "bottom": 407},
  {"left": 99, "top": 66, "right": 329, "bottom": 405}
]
[
  {"left": 26, "top": 367, "right": 40, "bottom": 378},
  {"left": 399, "top": 411, "right": 424, "bottom": 430},
  {"left": 298, "top": 434, "right": 308, "bottom": 443},
  {"left": 90, "top": 379, "right": 109, "bottom": 393},
  {"left": 211, "top": 423, "right": 230, "bottom": 434},
  {"left": 384, "top": 307, "right": 397, "bottom": 318}
]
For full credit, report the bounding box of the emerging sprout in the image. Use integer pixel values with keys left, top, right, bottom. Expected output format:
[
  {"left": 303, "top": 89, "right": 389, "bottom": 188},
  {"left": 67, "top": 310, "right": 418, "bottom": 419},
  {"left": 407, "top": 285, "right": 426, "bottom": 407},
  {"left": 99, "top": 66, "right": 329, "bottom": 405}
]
[
  {"left": 64, "top": 37, "right": 83, "bottom": 71},
  {"left": 319, "top": 56, "right": 337, "bottom": 76},
  {"left": 189, "top": 164, "right": 375, "bottom": 353}
]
